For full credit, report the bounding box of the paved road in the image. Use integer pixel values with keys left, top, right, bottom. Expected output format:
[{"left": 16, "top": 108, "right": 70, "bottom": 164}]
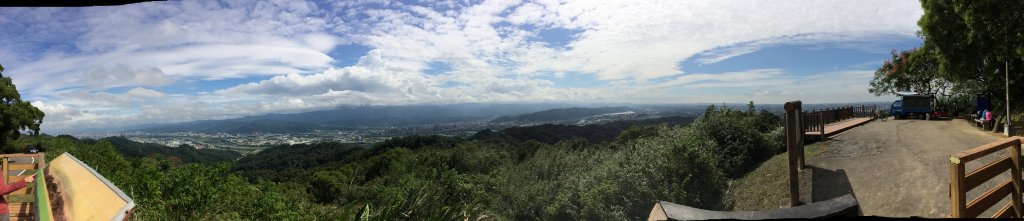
[
  {"left": 807, "top": 117, "right": 1003, "bottom": 217},
  {"left": 7, "top": 156, "right": 36, "bottom": 177}
]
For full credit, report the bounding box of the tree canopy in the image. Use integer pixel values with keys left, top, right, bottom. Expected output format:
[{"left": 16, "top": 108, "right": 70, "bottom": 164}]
[
  {"left": 916, "top": 0, "right": 1023, "bottom": 97},
  {"left": 868, "top": 45, "right": 950, "bottom": 96},
  {"left": 871, "top": 1, "right": 1023, "bottom": 116},
  {"left": 0, "top": 63, "right": 44, "bottom": 148}
]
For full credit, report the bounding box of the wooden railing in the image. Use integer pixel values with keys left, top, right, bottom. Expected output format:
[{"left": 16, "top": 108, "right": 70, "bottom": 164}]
[
  {"left": 1, "top": 153, "right": 52, "bottom": 221},
  {"left": 801, "top": 105, "right": 877, "bottom": 140},
  {"left": 949, "top": 137, "right": 1022, "bottom": 218}
]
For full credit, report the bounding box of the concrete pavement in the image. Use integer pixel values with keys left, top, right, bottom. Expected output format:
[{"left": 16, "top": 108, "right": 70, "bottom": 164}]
[{"left": 807, "top": 117, "right": 1003, "bottom": 217}]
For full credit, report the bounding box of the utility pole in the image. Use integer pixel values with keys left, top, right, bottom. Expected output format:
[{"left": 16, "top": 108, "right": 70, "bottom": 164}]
[{"left": 1006, "top": 61, "right": 1011, "bottom": 136}]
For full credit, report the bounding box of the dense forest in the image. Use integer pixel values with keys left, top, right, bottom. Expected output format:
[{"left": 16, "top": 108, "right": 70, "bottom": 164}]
[
  {"left": 100, "top": 136, "right": 242, "bottom": 164},
  {"left": 7, "top": 104, "right": 783, "bottom": 220},
  {"left": 471, "top": 115, "right": 696, "bottom": 144}
]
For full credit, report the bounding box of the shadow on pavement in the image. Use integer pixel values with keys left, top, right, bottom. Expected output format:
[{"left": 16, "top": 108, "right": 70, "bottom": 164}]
[{"left": 808, "top": 166, "right": 860, "bottom": 216}]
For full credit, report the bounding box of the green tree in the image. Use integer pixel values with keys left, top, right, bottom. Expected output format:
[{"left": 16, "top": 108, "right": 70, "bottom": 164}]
[
  {"left": 0, "top": 64, "right": 44, "bottom": 149},
  {"left": 868, "top": 46, "right": 950, "bottom": 96},
  {"left": 918, "top": 0, "right": 1024, "bottom": 101}
]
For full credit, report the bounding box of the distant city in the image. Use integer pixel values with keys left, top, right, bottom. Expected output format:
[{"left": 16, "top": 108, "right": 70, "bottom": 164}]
[{"left": 71, "top": 102, "right": 887, "bottom": 154}]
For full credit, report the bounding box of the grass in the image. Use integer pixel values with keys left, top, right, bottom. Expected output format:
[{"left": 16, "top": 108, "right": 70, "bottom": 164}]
[{"left": 723, "top": 141, "right": 828, "bottom": 211}]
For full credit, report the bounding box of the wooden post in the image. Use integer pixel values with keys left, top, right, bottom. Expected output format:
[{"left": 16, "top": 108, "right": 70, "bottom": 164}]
[
  {"left": 798, "top": 110, "right": 805, "bottom": 169},
  {"left": 950, "top": 158, "right": 967, "bottom": 218},
  {"left": 820, "top": 112, "right": 826, "bottom": 141},
  {"left": 831, "top": 107, "right": 835, "bottom": 122},
  {"left": 784, "top": 101, "right": 802, "bottom": 207},
  {"left": 1010, "top": 141, "right": 1022, "bottom": 217},
  {"left": 2, "top": 157, "right": 7, "bottom": 185},
  {"left": 826, "top": 108, "right": 831, "bottom": 123}
]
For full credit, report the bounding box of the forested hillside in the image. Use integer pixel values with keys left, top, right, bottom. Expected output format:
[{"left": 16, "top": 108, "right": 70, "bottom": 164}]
[
  {"left": 100, "top": 136, "right": 242, "bottom": 164},
  {"left": 232, "top": 105, "right": 782, "bottom": 220},
  {"left": 472, "top": 116, "right": 696, "bottom": 144},
  {"left": 9, "top": 104, "right": 782, "bottom": 220}
]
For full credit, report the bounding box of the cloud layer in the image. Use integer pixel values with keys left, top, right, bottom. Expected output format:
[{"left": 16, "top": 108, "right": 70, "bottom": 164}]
[{"left": 0, "top": 0, "right": 923, "bottom": 133}]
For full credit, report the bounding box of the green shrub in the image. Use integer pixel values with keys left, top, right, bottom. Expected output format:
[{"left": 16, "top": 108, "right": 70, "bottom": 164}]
[{"left": 17, "top": 103, "right": 786, "bottom": 220}]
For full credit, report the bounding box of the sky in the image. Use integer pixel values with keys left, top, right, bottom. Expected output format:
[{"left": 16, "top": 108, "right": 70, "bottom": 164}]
[{"left": 0, "top": 0, "right": 924, "bottom": 134}]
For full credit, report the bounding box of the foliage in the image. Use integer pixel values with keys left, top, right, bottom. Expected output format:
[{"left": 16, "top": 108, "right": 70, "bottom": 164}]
[
  {"left": 232, "top": 141, "right": 367, "bottom": 183},
  {"left": 915, "top": 0, "right": 1024, "bottom": 127},
  {"left": 472, "top": 116, "right": 695, "bottom": 144},
  {"left": 14, "top": 100, "right": 782, "bottom": 220},
  {"left": 919, "top": 0, "right": 1024, "bottom": 83},
  {"left": 688, "top": 105, "right": 784, "bottom": 177},
  {"left": 20, "top": 135, "right": 341, "bottom": 221},
  {"left": 868, "top": 46, "right": 951, "bottom": 96},
  {"left": 101, "top": 136, "right": 241, "bottom": 165},
  {"left": 231, "top": 103, "right": 780, "bottom": 220},
  {"left": 0, "top": 63, "right": 44, "bottom": 149}
]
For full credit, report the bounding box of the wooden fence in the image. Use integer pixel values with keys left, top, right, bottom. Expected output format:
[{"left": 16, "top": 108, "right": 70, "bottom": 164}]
[
  {"left": 1, "top": 153, "right": 53, "bottom": 221},
  {"left": 802, "top": 105, "right": 877, "bottom": 140},
  {"left": 949, "top": 137, "right": 1022, "bottom": 218}
]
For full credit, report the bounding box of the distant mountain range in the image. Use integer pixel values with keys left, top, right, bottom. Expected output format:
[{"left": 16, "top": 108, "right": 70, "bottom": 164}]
[
  {"left": 135, "top": 103, "right": 585, "bottom": 133},
  {"left": 127, "top": 102, "right": 889, "bottom": 134},
  {"left": 490, "top": 106, "right": 640, "bottom": 123}
]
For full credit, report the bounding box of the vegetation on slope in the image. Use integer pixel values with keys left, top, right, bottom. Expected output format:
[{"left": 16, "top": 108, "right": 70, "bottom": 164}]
[
  {"left": 471, "top": 116, "right": 696, "bottom": 144},
  {"left": 3, "top": 103, "right": 781, "bottom": 220},
  {"left": 101, "top": 136, "right": 241, "bottom": 165},
  {"left": 724, "top": 141, "right": 828, "bottom": 211},
  {"left": 229, "top": 104, "right": 782, "bottom": 220}
]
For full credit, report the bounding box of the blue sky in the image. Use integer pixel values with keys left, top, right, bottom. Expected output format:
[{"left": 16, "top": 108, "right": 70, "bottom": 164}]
[{"left": 0, "top": 0, "right": 924, "bottom": 133}]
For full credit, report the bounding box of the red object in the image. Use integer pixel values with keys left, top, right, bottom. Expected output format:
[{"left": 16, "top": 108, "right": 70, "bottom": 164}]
[{"left": 0, "top": 179, "right": 26, "bottom": 215}]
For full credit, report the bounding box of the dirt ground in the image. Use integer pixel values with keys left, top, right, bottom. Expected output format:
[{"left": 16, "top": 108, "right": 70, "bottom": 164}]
[{"left": 808, "top": 117, "right": 1007, "bottom": 217}]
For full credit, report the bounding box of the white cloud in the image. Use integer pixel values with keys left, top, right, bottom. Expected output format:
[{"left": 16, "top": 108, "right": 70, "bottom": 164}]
[
  {"left": 616, "top": 69, "right": 894, "bottom": 104},
  {"left": 657, "top": 69, "right": 789, "bottom": 88},
  {"left": 1, "top": 1, "right": 338, "bottom": 95},
  {"left": 127, "top": 87, "right": 166, "bottom": 99},
  {"left": 510, "top": 0, "right": 922, "bottom": 81},
  {"left": 219, "top": 67, "right": 428, "bottom": 97},
  {"left": 303, "top": 33, "right": 340, "bottom": 52},
  {"left": 0, "top": 0, "right": 922, "bottom": 133},
  {"left": 31, "top": 101, "right": 79, "bottom": 123},
  {"left": 81, "top": 64, "right": 174, "bottom": 88}
]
